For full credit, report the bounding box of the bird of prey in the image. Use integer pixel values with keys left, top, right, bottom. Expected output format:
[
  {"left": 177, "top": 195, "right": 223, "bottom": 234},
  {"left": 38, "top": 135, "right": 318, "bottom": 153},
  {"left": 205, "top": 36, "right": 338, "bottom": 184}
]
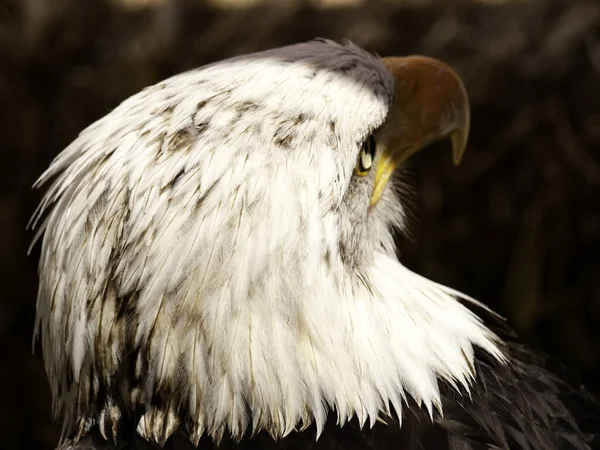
[{"left": 31, "top": 40, "right": 599, "bottom": 450}]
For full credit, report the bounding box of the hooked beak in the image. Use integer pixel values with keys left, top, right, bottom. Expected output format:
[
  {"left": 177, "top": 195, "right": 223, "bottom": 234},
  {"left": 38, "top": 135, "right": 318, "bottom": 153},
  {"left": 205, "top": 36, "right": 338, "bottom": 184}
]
[{"left": 370, "top": 56, "right": 470, "bottom": 206}]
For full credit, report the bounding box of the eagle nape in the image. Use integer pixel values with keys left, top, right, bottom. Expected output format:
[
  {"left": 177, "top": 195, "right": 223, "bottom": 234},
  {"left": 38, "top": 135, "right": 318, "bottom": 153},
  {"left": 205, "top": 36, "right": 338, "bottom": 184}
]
[{"left": 30, "top": 40, "right": 599, "bottom": 450}]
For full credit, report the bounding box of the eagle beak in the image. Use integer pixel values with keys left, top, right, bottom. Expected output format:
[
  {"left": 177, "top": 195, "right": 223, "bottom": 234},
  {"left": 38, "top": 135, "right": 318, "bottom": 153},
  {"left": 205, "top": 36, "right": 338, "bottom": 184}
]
[{"left": 370, "top": 56, "right": 470, "bottom": 206}]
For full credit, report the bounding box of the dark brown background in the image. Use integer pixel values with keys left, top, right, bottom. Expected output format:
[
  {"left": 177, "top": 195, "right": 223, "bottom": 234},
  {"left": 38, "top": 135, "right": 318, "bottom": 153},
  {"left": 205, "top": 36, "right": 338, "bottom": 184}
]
[{"left": 1, "top": 0, "right": 599, "bottom": 448}]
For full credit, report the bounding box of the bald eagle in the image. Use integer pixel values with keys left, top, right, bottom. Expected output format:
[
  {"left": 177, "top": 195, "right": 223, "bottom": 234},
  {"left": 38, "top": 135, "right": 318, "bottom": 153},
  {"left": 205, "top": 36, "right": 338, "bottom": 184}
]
[{"left": 31, "top": 40, "right": 599, "bottom": 450}]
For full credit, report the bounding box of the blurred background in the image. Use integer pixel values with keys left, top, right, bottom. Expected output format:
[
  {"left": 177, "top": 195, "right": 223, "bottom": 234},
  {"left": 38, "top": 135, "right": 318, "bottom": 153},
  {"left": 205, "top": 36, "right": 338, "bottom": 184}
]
[{"left": 1, "top": 0, "right": 599, "bottom": 448}]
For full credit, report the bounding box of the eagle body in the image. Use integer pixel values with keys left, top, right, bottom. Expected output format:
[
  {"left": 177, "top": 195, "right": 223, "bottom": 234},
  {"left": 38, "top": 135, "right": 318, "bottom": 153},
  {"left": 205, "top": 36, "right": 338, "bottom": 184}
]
[{"left": 31, "top": 40, "right": 599, "bottom": 450}]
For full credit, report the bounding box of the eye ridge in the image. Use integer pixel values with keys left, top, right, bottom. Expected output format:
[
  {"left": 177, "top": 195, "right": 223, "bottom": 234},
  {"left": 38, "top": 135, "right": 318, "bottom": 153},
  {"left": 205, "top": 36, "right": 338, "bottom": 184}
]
[{"left": 355, "top": 134, "right": 376, "bottom": 176}]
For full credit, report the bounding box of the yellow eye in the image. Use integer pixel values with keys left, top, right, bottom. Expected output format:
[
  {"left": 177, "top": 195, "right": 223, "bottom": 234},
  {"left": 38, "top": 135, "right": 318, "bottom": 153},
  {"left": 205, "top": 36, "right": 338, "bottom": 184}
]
[{"left": 355, "top": 135, "right": 376, "bottom": 176}]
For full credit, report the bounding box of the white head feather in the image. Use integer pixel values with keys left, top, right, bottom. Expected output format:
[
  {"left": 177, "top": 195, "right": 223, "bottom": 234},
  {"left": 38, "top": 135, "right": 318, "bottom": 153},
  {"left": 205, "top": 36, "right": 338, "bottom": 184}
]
[{"left": 31, "top": 39, "right": 505, "bottom": 446}]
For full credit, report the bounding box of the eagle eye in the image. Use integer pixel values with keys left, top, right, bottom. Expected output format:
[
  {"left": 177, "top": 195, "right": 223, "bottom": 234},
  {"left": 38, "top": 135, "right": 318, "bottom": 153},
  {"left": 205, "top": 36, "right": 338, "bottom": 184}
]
[{"left": 355, "top": 134, "right": 376, "bottom": 176}]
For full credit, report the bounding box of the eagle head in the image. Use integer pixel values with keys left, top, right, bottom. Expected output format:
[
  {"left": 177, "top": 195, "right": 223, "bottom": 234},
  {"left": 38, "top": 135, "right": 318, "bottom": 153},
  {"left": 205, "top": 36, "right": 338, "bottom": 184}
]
[{"left": 31, "top": 40, "right": 503, "bottom": 446}]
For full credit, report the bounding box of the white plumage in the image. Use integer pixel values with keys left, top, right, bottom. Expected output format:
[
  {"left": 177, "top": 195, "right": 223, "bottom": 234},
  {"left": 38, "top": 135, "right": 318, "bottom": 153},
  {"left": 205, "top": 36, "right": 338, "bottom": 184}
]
[{"left": 31, "top": 40, "right": 505, "bottom": 446}]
